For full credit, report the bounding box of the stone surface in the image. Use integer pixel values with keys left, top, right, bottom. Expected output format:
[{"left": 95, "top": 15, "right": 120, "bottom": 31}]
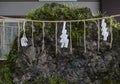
[
  {"left": 12, "top": 3, "right": 120, "bottom": 84},
  {"left": 13, "top": 35, "right": 120, "bottom": 84}
]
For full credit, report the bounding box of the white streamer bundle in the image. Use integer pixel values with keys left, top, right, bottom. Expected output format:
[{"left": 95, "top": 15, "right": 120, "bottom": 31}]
[
  {"left": 21, "top": 21, "right": 28, "bottom": 47},
  {"left": 101, "top": 19, "right": 109, "bottom": 41},
  {"left": 60, "top": 21, "right": 69, "bottom": 48}
]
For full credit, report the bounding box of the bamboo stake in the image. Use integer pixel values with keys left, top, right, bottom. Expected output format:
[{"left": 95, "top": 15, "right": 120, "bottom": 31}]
[{"left": 83, "top": 21, "right": 87, "bottom": 53}]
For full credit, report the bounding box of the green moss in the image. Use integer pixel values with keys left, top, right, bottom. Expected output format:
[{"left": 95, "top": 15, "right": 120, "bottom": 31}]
[
  {"left": 49, "top": 77, "right": 68, "bottom": 84},
  {"left": 26, "top": 3, "right": 93, "bottom": 47},
  {"left": 101, "top": 79, "right": 120, "bottom": 84}
]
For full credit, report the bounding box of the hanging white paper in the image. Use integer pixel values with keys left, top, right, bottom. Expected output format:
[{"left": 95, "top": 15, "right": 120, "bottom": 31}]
[
  {"left": 21, "top": 35, "right": 28, "bottom": 47},
  {"left": 21, "top": 21, "right": 28, "bottom": 47},
  {"left": 101, "top": 19, "right": 109, "bottom": 41},
  {"left": 60, "top": 21, "right": 69, "bottom": 48}
]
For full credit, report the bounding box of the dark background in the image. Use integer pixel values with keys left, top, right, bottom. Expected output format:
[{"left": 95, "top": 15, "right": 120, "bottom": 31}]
[
  {"left": 100, "top": 0, "right": 120, "bottom": 21},
  {"left": 0, "top": 0, "right": 98, "bottom": 2}
]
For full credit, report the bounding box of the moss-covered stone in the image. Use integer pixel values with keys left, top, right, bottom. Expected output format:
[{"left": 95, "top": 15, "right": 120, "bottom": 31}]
[{"left": 0, "top": 3, "right": 120, "bottom": 84}]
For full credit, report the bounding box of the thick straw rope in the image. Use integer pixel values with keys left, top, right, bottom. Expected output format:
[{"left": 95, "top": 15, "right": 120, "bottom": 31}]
[{"left": 1, "top": 14, "right": 120, "bottom": 23}]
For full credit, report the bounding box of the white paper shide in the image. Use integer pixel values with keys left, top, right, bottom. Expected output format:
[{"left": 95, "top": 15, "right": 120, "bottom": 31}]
[
  {"left": 21, "top": 34, "right": 28, "bottom": 47},
  {"left": 101, "top": 19, "right": 109, "bottom": 41},
  {"left": 60, "top": 21, "right": 69, "bottom": 48},
  {"left": 21, "top": 21, "right": 28, "bottom": 47}
]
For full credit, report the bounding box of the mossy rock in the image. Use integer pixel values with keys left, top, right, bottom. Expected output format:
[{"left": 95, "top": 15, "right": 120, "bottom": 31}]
[{"left": 0, "top": 3, "right": 120, "bottom": 84}]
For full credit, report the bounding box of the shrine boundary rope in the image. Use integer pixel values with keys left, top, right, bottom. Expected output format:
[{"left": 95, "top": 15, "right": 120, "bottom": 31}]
[
  {"left": 1, "top": 14, "right": 120, "bottom": 22},
  {"left": 0, "top": 14, "right": 120, "bottom": 54}
]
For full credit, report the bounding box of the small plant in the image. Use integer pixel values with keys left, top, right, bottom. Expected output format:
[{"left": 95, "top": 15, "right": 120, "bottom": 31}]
[{"left": 49, "top": 77, "right": 68, "bottom": 84}]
